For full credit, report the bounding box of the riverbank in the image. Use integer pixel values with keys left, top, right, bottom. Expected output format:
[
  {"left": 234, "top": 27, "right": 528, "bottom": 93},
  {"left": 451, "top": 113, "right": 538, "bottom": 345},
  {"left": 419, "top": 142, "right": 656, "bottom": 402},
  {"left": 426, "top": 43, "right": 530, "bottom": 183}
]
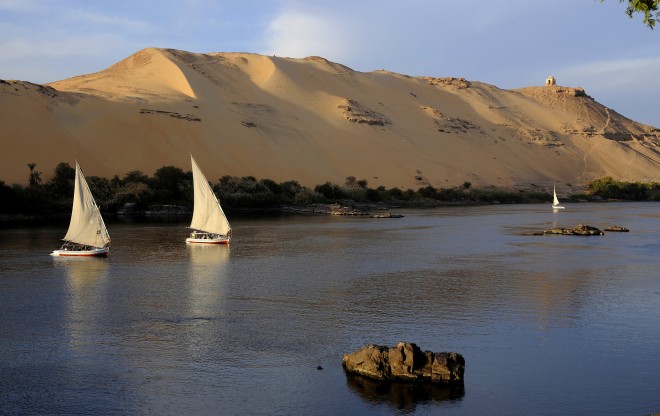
[{"left": 4, "top": 197, "right": 654, "bottom": 228}]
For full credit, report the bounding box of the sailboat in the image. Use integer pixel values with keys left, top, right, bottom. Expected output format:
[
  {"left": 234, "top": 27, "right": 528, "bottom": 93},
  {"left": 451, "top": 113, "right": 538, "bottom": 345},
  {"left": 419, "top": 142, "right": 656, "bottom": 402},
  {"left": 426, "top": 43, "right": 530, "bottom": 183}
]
[
  {"left": 51, "top": 162, "right": 111, "bottom": 256},
  {"left": 552, "top": 182, "right": 565, "bottom": 210},
  {"left": 186, "top": 155, "right": 232, "bottom": 244}
]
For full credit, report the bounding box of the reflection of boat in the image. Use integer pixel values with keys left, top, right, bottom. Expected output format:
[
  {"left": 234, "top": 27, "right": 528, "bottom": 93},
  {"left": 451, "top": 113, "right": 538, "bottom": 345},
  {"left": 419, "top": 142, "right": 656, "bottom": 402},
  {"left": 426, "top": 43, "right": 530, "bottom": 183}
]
[
  {"left": 186, "top": 155, "right": 232, "bottom": 245},
  {"left": 188, "top": 243, "right": 230, "bottom": 265},
  {"left": 552, "top": 182, "right": 565, "bottom": 210},
  {"left": 187, "top": 244, "right": 230, "bottom": 319},
  {"left": 51, "top": 162, "right": 111, "bottom": 256},
  {"left": 55, "top": 256, "right": 109, "bottom": 351},
  {"left": 55, "top": 256, "right": 109, "bottom": 288}
]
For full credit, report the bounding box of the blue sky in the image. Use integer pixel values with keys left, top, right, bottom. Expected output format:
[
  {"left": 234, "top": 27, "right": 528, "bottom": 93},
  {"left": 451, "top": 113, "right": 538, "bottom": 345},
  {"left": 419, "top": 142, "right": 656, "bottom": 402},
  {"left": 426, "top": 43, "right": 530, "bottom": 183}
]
[{"left": 1, "top": 0, "right": 659, "bottom": 127}]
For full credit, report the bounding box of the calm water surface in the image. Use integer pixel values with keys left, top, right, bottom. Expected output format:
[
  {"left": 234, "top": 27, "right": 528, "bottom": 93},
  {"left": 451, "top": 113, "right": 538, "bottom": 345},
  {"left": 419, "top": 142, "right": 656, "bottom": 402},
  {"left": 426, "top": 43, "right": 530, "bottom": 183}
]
[{"left": 1, "top": 203, "right": 659, "bottom": 415}]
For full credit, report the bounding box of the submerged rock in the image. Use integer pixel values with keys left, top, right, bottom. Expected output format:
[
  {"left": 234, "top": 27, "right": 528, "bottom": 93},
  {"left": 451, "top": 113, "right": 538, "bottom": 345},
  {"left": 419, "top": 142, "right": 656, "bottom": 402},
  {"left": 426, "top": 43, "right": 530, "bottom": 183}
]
[
  {"left": 604, "top": 225, "right": 629, "bottom": 232},
  {"left": 544, "top": 224, "right": 604, "bottom": 236},
  {"left": 283, "top": 203, "right": 402, "bottom": 218},
  {"left": 342, "top": 342, "right": 465, "bottom": 384},
  {"left": 370, "top": 212, "right": 404, "bottom": 218}
]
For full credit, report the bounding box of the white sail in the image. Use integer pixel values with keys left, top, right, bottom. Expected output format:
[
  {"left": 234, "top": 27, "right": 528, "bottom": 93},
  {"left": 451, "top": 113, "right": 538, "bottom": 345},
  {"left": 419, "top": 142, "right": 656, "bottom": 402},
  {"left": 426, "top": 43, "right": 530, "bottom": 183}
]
[
  {"left": 552, "top": 182, "right": 564, "bottom": 209},
  {"left": 62, "top": 162, "right": 111, "bottom": 248},
  {"left": 189, "top": 155, "right": 231, "bottom": 236}
]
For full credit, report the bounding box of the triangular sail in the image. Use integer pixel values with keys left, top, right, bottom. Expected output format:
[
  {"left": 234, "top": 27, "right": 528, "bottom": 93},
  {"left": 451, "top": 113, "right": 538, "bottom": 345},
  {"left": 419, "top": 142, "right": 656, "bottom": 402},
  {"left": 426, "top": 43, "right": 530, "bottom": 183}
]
[
  {"left": 189, "top": 155, "right": 231, "bottom": 236},
  {"left": 552, "top": 182, "right": 564, "bottom": 209},
  {"left": 553, "top": 184, "right": 560, "bottom": 206},
  {"left": 62, "top": 162, "right": 111, "bottom": 248}
]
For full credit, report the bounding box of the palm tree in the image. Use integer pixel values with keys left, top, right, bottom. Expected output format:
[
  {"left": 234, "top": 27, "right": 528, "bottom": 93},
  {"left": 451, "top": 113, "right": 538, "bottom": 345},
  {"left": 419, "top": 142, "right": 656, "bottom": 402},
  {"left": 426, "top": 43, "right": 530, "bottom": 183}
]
[{"left": 27, "top": 162, "right": 43, "bottom": 186}]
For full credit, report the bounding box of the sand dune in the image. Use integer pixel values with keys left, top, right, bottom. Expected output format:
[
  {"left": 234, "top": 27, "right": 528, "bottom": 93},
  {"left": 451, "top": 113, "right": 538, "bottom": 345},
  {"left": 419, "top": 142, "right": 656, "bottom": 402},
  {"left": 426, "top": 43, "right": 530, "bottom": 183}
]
[{"left": 1, "top": 47, "right": 659, "bottom": 190}]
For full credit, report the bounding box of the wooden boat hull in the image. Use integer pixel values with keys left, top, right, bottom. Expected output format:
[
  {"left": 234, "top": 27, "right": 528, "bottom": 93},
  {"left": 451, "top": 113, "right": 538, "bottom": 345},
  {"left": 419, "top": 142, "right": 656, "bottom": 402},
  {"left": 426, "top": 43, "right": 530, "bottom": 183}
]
[
  {"left": 186, "top": 237, "right": 230, "bottom": 245},
  {"left": 51, "top": 247, "right": 110, "bottom": 257}
]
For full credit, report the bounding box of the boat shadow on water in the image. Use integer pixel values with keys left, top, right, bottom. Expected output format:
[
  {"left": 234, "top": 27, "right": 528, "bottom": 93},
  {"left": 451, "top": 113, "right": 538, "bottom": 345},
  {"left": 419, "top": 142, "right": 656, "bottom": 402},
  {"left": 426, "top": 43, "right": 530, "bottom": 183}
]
[{"left": 344, "top": 373, "right": 465, "bottom": 412}]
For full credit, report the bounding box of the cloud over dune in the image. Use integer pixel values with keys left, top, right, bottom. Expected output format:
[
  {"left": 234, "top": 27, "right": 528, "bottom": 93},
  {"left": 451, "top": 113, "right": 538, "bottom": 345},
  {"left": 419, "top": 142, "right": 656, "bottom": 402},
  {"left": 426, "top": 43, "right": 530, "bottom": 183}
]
[
  {"left": 264, "top": 10, "right": 354, "bottom": 63},
  {"left": 561, "top": 57, "right": 660, "bottom": 91}
]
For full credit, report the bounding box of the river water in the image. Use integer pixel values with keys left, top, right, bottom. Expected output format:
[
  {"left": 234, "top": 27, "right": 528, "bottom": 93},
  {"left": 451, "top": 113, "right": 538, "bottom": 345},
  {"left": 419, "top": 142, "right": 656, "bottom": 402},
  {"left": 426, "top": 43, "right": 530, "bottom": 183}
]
[{"left": 1, "top": 203, "right": 659, "bottom": 415}]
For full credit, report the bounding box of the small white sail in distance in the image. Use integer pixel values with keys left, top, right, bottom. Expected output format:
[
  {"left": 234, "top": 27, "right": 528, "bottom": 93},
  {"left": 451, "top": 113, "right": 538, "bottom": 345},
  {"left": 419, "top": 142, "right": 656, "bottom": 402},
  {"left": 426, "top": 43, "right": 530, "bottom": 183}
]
[{"left": 552, "top": 182, "right": 565, "bottom": 210}]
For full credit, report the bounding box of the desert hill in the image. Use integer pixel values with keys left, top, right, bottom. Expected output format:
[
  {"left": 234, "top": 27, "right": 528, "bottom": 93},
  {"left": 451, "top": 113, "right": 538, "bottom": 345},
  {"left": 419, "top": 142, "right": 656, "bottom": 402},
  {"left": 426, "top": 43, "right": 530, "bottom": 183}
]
[{"left": 1, "top": 47, "right": 659, "bottom": 190}]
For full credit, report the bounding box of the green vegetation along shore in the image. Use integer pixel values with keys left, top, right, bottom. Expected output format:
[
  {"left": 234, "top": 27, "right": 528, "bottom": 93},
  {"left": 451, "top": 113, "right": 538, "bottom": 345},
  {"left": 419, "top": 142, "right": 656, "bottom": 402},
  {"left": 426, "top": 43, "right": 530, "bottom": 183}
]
[{"left": 2, "top": 163, "right": 659, "bottom": 224}]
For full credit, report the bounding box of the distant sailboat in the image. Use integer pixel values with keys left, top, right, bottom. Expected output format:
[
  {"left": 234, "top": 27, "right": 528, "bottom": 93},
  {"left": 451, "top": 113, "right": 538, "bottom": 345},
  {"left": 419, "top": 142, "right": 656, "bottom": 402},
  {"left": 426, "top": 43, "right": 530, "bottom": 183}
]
[
  {"left": 186, "top": 155, "right": 232, "bottom": 244},
  {"left": 552, "top": 182, "right": 565, "bottom": 210},
  {"left": 51, "top": 162, "right": 111, "bottom": 256}
]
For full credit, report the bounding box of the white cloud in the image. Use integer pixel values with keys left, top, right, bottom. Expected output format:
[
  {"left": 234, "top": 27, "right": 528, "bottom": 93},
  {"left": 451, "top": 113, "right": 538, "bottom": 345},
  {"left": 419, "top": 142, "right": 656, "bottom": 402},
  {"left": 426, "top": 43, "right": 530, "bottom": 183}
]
[
  {"left": 0, "top": 34, "right": 124, "bottom": 60},
  {"left": 0, "top": 0, "right": 157, "bottom": 82},
  {"left": 258, "top": 1, "right": 545, "bottom": 75},
  {"left": 555, "top": 57, "right": 660, "bottom": 126},
  {"left": 0, "top": 0, "right": 43, "bottom": 12},
  {"left": 65, "top": 9, "right": 152, "bottom": 32},
  {"left": 263, "top": 11, "right": 354, "bottom": 63},
  {"left": 559, "top": 57, "right": 660, "bottom": 92},
  {"left": 1, "top": 0, "right": 152, "bottom": 35}
]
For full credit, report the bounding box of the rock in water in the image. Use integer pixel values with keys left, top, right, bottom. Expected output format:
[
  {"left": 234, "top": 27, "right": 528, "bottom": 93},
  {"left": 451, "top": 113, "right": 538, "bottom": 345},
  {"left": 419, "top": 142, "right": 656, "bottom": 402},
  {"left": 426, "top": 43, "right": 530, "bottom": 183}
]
[
  {"left": 604, "top": 225, "right": 629, "bottom": 232},
  {"left": 543, "top": 224, "right": 604, "bottom": 236},
  {"left": 342, "top": 342, "right": 465, "bottom": 384}
]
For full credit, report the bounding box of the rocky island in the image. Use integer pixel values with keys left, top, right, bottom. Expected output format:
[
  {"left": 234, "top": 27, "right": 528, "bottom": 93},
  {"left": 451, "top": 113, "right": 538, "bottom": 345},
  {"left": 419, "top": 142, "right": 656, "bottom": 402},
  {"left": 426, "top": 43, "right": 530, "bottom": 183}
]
[{"left": 342, "top": 342, "right": 465, "bottom": 384}]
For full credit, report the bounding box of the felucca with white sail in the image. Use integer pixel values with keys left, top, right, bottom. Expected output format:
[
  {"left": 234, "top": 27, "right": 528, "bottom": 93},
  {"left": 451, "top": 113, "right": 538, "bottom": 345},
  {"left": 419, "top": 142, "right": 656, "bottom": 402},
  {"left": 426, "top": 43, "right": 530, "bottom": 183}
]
[
  {"left": 51, "top": 162, "right": 111, "bottom": 257},
  {"left": 186, "top": 155, "right": 232, "bottom": 244},
  {"left": 552, "top": 182, "right": 565, "bottom": 210}
]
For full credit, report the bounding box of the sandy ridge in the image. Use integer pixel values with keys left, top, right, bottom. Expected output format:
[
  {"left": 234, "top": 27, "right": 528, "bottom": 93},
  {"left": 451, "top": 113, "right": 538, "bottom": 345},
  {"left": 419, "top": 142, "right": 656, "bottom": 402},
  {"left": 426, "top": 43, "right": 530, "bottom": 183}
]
[{"left": 1, "top": 48, "right": 658, "bottom": 189}]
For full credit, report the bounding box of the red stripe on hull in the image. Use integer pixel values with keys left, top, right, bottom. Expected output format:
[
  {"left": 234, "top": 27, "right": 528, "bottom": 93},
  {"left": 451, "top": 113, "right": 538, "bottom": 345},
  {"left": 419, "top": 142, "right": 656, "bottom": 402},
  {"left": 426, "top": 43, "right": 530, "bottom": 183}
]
[
  {"left": 58, "top": 252, "right": 109, "bottom": 257},
  {"left": 186, "top": 240, "right": 229, "bottom": 245},
  {"left": 52, "top": 248, "right": 110, "bottom": 257}
]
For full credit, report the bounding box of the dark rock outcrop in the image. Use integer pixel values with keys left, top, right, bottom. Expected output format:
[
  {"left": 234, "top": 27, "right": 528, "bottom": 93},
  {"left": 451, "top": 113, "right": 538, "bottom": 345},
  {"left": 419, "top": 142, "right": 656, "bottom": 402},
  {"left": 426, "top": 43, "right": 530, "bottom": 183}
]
[
  {"left": 337, "top": 99, "right": 390, "bottom": 126},
  {"left": 342, "top": 342, "right": 465, "bottom": 384},
  {"left": 544, "top": 224, "right": 604, "bottom": 236}
]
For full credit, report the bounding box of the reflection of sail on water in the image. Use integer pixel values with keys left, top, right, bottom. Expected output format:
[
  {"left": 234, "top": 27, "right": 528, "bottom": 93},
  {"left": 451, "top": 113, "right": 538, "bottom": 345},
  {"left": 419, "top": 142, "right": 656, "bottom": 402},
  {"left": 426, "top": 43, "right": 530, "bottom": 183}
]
[
  {"left": 189, "top": 244, "right": 230, "bottom": 266},
  {"left": 55, "top": 257, "right": 109, "bottom": 348},
  {"left": 187, "top": 245, "right": 230, "bottom": 319},
  {"left": 56, "top": 256, "right": 109, "bottom": 294}
]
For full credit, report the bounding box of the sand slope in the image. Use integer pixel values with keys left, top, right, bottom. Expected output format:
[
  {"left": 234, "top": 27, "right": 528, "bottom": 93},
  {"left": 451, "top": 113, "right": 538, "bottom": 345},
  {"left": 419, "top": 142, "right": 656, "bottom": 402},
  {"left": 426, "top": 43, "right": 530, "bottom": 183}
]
[{"left": 1, "top": 47, "right": 659, "bottom": 190}]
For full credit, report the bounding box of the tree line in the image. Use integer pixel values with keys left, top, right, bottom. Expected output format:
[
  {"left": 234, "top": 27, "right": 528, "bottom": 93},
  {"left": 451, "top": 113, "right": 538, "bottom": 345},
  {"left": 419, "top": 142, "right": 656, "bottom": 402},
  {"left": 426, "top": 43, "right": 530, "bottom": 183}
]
[
  {"left": 1, "top": 163, "right": 658, "bottom": 220},
  {"left": 585, "top": 176, "right": 660, "bottom": 200}
]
